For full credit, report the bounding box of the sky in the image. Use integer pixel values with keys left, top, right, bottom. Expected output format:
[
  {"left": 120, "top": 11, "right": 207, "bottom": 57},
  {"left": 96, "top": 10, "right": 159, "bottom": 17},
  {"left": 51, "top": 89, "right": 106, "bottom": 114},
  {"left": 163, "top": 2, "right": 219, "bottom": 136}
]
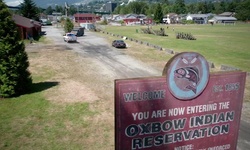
[{"left": 4, "top": 0, "right": 23, "bottom": 6}]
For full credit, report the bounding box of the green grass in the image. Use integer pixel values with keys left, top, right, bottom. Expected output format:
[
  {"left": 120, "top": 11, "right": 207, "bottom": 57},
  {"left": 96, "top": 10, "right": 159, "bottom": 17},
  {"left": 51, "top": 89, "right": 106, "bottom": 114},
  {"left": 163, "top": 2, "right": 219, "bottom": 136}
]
[
  {"left": 23, "top": 35, "right": 51, "bottom": 44},
  {"left": 0, "top": 61, "right": 97, "bottom": 149},
  {"left": 103, "top": 24, "right": 250, "bottom": 72},
  {"left": 0, "top": 91, "right": 96, "bottom": 149}
]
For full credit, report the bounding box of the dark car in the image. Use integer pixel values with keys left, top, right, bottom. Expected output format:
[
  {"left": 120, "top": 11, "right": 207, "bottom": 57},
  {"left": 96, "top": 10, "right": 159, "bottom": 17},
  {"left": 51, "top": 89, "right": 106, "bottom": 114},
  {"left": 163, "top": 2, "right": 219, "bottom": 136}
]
[{"left": 112, "top": 40, "right": 126, "bottom": 48}]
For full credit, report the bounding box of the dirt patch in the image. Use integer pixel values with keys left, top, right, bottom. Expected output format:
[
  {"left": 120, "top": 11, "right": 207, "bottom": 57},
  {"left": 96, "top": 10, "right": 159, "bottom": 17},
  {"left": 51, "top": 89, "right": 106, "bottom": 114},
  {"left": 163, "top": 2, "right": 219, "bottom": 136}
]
[
  {"left": 27, "top": 43, "right": 115, "bottom": 149},
  {"left": 27, "top": 44, "right": 102, "bottom": 104},
  {"left": 47, "top": 80, "right": 99, "bottom": 103}
]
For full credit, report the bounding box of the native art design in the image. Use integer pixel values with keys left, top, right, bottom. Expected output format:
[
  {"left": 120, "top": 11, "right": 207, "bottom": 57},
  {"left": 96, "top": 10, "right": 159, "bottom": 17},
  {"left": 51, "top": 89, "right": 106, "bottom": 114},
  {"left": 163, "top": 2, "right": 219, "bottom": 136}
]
[
  {"left": 166, "top": 52, "right": 209, "bottom": 100},
  {"left": 175, "top": 67, "right": 199, "bottom": 93},
  {"left": 174, "top": 56, "right": 200, "bottom": 94}
]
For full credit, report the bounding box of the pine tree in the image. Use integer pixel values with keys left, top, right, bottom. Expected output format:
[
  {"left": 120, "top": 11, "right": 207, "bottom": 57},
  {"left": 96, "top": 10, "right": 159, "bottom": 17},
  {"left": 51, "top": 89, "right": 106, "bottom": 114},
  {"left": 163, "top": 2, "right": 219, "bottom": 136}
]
[
  {"left": 20, "top": 0, "right": 39, "bottom": 21},
  {"left": 154, "top": 3, "right": 163, "bottom": 24},
  {"left": 0, "top": 0, "right": 32, "bottom": 98}
]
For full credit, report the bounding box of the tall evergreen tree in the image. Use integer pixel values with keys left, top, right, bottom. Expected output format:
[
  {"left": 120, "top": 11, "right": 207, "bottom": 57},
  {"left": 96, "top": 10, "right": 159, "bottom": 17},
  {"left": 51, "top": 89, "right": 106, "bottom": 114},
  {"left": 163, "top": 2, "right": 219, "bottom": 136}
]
[
  {"left": 20, "top": 0, "right": 39, "bottom": 21},
  {"left": 154, "top": 3, "right": 163, "bottom": 23},
  {"left": 0, "top": 0, "right": 32, "bottom": 97}
]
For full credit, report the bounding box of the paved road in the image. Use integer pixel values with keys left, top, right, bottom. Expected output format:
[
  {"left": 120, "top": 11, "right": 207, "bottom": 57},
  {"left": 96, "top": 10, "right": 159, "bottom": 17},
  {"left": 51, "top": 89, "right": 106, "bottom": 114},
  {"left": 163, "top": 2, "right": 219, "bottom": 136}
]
[
  {"left": 41, "top": 26, "right": 160, "bottom": 79},
  {"left": 41, "top": 26, "right": 250, "bottom": 150}
]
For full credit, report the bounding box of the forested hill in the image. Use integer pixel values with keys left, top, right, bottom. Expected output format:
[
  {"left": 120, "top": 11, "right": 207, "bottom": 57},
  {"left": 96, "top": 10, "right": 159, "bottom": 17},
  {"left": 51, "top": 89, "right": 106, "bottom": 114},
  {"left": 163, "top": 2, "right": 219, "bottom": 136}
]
[
  {"left": 23, "top": 0, "right": 233, "bottom": 8},
  {"left": 32, "top": 0, "right": 89, "bottom": 8},
  {"left": 124, "top": 0, "right": 232, "bottom": 4}
]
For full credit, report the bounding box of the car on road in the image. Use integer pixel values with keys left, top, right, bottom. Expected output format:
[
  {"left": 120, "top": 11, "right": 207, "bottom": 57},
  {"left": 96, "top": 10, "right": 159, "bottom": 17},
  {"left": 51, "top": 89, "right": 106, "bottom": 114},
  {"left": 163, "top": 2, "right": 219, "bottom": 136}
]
[
  {"left": 112, "top": 40, "right": 126, "bottom": 48},
  {"left": 71, "top": 27, "right": 84, "bottom": 36},
  {"left": 63, "top": 33, "right": 77, "bottom": 43}
]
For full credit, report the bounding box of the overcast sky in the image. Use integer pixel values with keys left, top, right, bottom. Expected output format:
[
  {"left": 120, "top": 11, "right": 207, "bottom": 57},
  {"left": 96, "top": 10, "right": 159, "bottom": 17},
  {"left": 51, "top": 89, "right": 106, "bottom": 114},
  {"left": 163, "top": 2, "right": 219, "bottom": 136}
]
[{"left": 4, "top": 0, "right": 23, "bottom": 6}]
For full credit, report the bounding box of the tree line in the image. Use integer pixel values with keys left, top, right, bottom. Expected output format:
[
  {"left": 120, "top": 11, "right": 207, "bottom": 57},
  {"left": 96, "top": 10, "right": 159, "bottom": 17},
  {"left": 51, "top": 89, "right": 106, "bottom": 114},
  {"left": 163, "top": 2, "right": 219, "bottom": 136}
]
[{"left": 113, "top": 0, "right": 250, "bottom": 21}]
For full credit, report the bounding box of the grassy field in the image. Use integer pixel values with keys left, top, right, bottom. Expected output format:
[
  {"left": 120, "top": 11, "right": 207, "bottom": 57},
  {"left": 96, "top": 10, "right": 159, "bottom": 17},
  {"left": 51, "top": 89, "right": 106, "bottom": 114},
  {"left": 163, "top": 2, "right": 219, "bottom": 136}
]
[{"left": 102, "top": 23, "right": 250, "bottom": 72}]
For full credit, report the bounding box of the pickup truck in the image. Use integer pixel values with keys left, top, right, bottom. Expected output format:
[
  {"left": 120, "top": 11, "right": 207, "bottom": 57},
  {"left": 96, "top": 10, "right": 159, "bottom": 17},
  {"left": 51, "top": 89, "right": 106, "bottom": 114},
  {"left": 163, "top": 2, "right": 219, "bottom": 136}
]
[{"left": 63, "top": 33, "right": 77, "bottom": 43}]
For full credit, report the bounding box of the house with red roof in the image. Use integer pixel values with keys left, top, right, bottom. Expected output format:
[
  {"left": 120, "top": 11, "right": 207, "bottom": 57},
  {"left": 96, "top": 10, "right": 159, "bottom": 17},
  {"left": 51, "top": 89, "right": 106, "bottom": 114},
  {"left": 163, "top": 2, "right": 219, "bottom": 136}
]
[
  {"left": 12, "top": 14, "right": 41, "bottom": 39},
  {"left": 73, "top": 13, "right": 101, "bottom": 23}
]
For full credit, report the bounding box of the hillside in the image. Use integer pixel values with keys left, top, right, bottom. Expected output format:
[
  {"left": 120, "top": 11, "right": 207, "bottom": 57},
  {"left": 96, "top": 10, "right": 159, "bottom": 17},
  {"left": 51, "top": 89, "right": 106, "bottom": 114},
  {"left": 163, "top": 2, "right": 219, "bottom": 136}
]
[{"left": 33, "top": 0, "right": 89, "bottom": 8}]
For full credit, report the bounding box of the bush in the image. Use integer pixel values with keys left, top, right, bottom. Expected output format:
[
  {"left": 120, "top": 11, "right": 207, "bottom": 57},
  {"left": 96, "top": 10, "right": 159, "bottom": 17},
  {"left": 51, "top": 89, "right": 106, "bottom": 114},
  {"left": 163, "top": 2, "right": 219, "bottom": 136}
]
[
  {"left": 181, "top": 20, "right": 195, "bottom": 24},
  {"left": 100, "top": 18, "right": 108, "bottom": 25},
  {"left": 64, "top": 18, "right": 74, "bottom": 33}
]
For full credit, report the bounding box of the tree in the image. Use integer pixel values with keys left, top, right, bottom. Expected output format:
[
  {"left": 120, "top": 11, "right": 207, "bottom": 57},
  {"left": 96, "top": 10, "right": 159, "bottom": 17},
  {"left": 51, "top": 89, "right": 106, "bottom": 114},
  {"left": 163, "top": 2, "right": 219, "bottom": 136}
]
[
  {"left": 127, "top": 2, "right": 148, "bottom": 14},
  {"left": 154, "top": 3, "right": 163, "bottom": 23},
  {"left": 0, "top": 0, "right": 32, "bottom": 97},
  {"left": 227, "top": 1, "right": 238, "bottom": 12},
  {"left": 213, "top": 2, "right": 224, "bottom": 14},
  {"left": 162, "top": 4, "right": 170, "bottom": 15},
  {"left": 207, "top": 1, "right": 215, "bottom": 13},
  {"left": 120, "top": 6, "right": 130, "bottom": 14},
  {"left": 200, "top": 2, "right": 208, "bottom": 13},
  {"left": 19, "top": 0, "right": 39, "bottom": 21},
  {"left": 64, "top": 18, "right": 74, "bottom": 33},
  {"left": 113, "top": 5, "right": 122, "bottom": 14},
  {"left": 236, "top": 0, "right": 250, "bottom": 21},
  {"left": 186, "top": 3, "right": 196, "bottom": 14},
  {"left": 146, "top": 3, "right": 157, "bottom": 17},
  {"left": 173, "top": 0, "right": 186, "bottom": 14},
  {"left": 68, "top": 5, "right": 77, "bottom": 16},
  {"left": 45, "top": 6, "right": 53, "bottom": 15}
]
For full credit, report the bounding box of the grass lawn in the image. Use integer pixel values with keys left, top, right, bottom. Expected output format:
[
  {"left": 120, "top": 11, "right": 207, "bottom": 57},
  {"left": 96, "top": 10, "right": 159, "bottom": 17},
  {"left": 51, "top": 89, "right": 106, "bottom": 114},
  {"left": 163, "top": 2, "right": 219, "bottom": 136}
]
[{"left": 102, "top": 23, "right": 250, "bottom": 72}]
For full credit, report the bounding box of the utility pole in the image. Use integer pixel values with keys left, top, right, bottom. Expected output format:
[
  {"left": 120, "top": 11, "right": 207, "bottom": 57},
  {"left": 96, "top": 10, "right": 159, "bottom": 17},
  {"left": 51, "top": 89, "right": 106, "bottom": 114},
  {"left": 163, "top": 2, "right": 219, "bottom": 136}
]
[
  {"left": 77, "top": 5, "right": 79, "bottom": 26},
  {"left": 65, "top": 2, "right": 69, "bottom": 18}
]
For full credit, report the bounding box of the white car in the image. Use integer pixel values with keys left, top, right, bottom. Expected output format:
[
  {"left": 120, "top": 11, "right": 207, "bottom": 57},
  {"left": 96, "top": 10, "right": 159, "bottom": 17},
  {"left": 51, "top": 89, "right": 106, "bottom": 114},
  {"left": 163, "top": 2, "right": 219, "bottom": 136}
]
[{"left": 63, "top": 33, "right": 77, "bottom": 43}]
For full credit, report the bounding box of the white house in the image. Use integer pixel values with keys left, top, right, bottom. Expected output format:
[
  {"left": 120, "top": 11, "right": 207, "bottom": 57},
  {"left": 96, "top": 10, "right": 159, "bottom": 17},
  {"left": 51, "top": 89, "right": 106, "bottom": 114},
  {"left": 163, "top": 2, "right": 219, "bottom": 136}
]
[
  {"left": 125, "top": 14, "right": 138, "bottom": 19},
  {"left": 163, "top": 13, "right": 179, "bottom": 24},
  {"left": 112, "top": 14, "right": 126, "bottom": 21},
  {"left": 186, "top": 14, "right": 211, "bottom": 24}
]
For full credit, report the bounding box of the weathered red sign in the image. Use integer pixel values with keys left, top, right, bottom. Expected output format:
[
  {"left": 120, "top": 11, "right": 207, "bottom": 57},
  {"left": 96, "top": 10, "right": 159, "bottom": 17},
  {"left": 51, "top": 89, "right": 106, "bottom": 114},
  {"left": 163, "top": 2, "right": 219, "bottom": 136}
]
[{"left": 115, "top": 52, "right": 246, "bottom": 150}]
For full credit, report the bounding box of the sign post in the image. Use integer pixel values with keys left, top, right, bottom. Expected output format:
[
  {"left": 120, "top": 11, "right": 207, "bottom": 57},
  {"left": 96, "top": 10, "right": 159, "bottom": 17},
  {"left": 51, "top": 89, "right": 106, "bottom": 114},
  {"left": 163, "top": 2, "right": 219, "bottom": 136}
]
[{"left": 115, "top": 52, "right": 246, "bottom": 150}]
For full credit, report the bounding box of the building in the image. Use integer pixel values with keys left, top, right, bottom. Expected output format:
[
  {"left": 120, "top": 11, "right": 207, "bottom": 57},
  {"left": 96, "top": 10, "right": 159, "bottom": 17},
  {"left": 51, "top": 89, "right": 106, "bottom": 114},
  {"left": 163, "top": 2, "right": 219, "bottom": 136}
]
[
  {"left": 186, "top": 14, "right": 212, "bottom": 24},
  {"left": 208, "top": 16, "right": 237, "bottom": 24},
  {"left": 47, "top": 12, "right": 62, "bottom": 22},
  {"left": 112, "top": 14, "right": 126, "bottom": 21},
  {"left": 74, "top": 13, "right": 101, "bottom": 23},
  {"left": 105, "top": 1, "right": 117, "bottom": 13},
  {"left": 12, "top": 14, "right": 41, "bottom": 39},
  {"left": 123, "top": 14, "right": 152, "bottom": 25},
  {"left": 218, "top": 12, "right": 235, "bottom": 17},
  {"left": 163, "top": 13, "right": 179, "bottom": 24}
]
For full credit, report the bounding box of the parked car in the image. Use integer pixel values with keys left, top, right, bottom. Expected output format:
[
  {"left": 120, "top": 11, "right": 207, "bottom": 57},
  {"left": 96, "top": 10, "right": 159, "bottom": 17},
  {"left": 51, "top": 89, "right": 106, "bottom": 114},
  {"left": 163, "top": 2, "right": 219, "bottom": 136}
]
[
  {"left": 112, "top": 40, "right": 126, "bottom": 48},
  {"left": 72, "top": 27, "right": 84, "bottom": 36},
  {"left": 63, "top": 33, "right": 77, "bottom": 43}
]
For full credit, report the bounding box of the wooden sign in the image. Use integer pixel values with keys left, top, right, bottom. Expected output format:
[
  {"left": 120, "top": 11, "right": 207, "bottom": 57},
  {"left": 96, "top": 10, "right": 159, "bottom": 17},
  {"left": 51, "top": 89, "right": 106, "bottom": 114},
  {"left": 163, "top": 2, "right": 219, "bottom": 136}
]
[{"left": 115, "top": 52, "right": 246, "bottom": 150}]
